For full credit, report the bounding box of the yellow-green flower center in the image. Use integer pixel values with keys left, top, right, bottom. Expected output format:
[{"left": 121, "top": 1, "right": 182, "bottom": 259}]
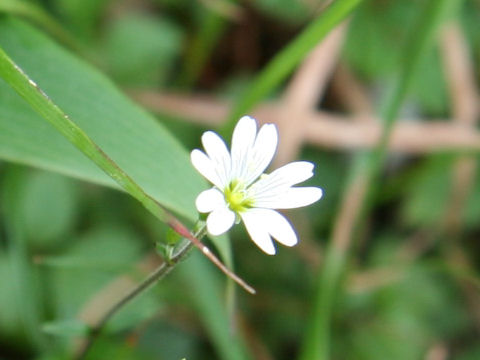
[{"left": 224, "top": 179, "right": 254, "bottom": 213}]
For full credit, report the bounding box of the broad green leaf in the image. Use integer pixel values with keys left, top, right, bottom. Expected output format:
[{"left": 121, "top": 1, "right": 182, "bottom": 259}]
[
  {"left": 0, "top": 17, "right": 204, "bottom": 221},
  {"left": 0, "top": 18, "right": 242, "bottom": 359},
  {"left": 20, "top": 170, "right": 79, "bottom": 250}
]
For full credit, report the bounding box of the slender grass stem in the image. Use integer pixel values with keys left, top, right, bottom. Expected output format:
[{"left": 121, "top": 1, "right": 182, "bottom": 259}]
[
  {"left": 298, "top": 1, "right": 454, "bottom": 359},
  {"left": 223, "top": 0, "right": 363, "bottom": 136},
  {"left": 0, "top": 42, "right": 253, "bottom": 291},
  {"left": 74, "top": 219, "right": 254, "bottom": 359},
  {"left": 74, "top": 224, "right": 209, "bottom": 359}
]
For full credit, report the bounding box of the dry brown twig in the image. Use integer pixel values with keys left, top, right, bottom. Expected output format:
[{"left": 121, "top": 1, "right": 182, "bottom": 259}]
[
  {"left": 441, "top": 22, "right": 480, "bottom": 234},
  {"left": 440, "top": 22, "right": 480, "bottom": 333},
  {"left": 331, "top": 62, "right": 374, "bottom": 117},
  {"left": 198, "top": 0, "right": 244, "bottom": 21},
  {"left": 275, "top": 22, "right": 347, "bottom": 166},
  {"left": 424, "top": 343, "right": 449, "bottom": 360},
  {"left": 343, "top": 21, "right": 480, "bottom": 302},
  {"left": 132, "top": 92, "right": 480, "bottom": 153}
]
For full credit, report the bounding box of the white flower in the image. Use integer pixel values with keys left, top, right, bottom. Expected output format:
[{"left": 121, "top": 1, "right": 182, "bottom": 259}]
[{"left": 191, "top": 116, "right": 323, "bottom": 255}]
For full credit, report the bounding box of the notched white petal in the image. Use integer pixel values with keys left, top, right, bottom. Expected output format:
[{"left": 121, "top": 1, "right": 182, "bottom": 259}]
[
  {"left": 195, "top": 188, "right": 225, "bottom": 213},
  {"left": 201, "top": 131, "right": 231, "bottom": 187},
  {"left": 254, "top": 123, "right": 278, "bottom": 154},
  {"left": 231, "top": 116, "right": 257, "bottom": 179},
  {"left": 190, "top": 149, "right": 223, "bottom": 188},
  {"left": 248, "top": 161, "right": 316, "bottom": 198},
  {"left": 241, "top": 210, "right": 276, "bottom": 255},
  {"left": 260, "top": 209, "right": 298, "bottom": 246},
  {"left": 244, "top": 208, "right": 297, "bottom": 249},
  {"left": 206, "top": 206, "right": 236, "bottom": 236},
  {"left": 269, "top": 161, "right": 315, "bottom": 185},
  {"left": 255, "top": 187, "right": 323, "bottom": 209},
  {"left": 244, "top": 123, "right": 278, "bottom": 185}
]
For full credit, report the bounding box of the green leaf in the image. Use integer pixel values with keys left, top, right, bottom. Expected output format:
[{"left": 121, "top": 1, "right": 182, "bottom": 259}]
[
  {"left": 0, "top": 19, "right": 241, "bottom": 359},
  {"left": 0, "top": 17, "right": 204, "bottom": 221},
  {"left": 20, "top": 170, "right": 79, "bottom": 250}
]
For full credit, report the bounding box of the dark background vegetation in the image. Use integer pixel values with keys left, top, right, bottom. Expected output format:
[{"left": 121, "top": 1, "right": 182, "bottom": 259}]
[{"left": 0, "top": 0, "right": 479, "bottom": 359}]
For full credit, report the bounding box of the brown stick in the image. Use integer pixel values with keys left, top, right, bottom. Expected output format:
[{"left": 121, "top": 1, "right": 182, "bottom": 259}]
[
  {"left": 331, "top": 63, "right": 374, "bottom": 117},
  {"left": 131, "top": 92, "right": 480, "bottom": 153},
  {"left": 440, "top": 22, "right": 480, "bottom": 334},
  {"left": 275, "top": 22, "right": 347, "bottom": 165},
  {"left": 168, "top": 219, "right": 256, "bottom": 294},
  {"left": 441, "top": 22, "right": 480, "bottom": 234}
]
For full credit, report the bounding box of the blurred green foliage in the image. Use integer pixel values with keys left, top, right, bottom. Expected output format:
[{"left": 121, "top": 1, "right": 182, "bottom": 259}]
[{"left": 0, "top": 0, "right": 479, "bottom": 359}]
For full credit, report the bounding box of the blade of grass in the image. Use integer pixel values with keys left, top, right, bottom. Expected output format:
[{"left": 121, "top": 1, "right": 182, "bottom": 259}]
[
  {"left": 0, "top": 44, "right": 171, "bottom": 224},
  {"left": 0, "top": 19, "right": 251, "bottom": 359},
  {"left": 0, "top": 41, "right": 254, "bottom": 294},
  {"left": 298, "top": 0, "right": 456, "bottom": 359},
  {"left": 223, "top": 0, "right": 363, "bottom": 135},
  {"left": 0, "top": 17, "right": 202, "bottom": 227}
]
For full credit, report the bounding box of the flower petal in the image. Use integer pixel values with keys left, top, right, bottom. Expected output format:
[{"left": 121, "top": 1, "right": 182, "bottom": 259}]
[
  {"left": 243, "top": 123, "right": 278, "bottom": 185},
  {"left": 195, "top": 188, "right": 225, "bottom": 213},
  {"left": 260, "top": 209, "right": 298, "bottom": 247},
  {"left": 241, "top": 209, "right": 276, "bottom": 255},
  {"left": 231, "top": 116, "right": 257, "bottom": 180},
  {"left": 254, "top": 187, "right": 323, "bottom": 209},
  {"left": 201, "top": 131, "right": 231, "bottom": 188},
  {"left": 206, "top": 206, "right": 236, "bottom": 236},
  {"left": 248, "top": 161, "right": 315, "bottom": 201},
  {"left": 191, "top": 149, "right": 223, "bottom": 188},
  {"left": 265, "top": 161, "right": 315, "bottom": 186}
]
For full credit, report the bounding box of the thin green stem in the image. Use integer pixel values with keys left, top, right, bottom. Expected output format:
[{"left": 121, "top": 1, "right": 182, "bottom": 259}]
[
  {"left": 298, "top": 1, "right": 454, "bottom": 359},
  {"left": 223, "top": 0, "right": 363, "bottom": 136},
  {"left": 74, "top": 225, "right": 207, "bottom": 360},
  {"left": 0, "top": 45, "right": 170, "bottom": 224},
  {"left": 0, "top": 41, "right": 254, "bottom": 294}
]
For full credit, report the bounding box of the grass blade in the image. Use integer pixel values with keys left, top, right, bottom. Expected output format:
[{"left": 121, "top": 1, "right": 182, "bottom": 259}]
[
  {"left": 298, "top": 1, "right": 456, "bottom": 359},
  {"left": 0, "top": 44, "right": 171, "bottom": 224},
  {"left": 224, "top": 0, "right": 363, "bottom": 134}
]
